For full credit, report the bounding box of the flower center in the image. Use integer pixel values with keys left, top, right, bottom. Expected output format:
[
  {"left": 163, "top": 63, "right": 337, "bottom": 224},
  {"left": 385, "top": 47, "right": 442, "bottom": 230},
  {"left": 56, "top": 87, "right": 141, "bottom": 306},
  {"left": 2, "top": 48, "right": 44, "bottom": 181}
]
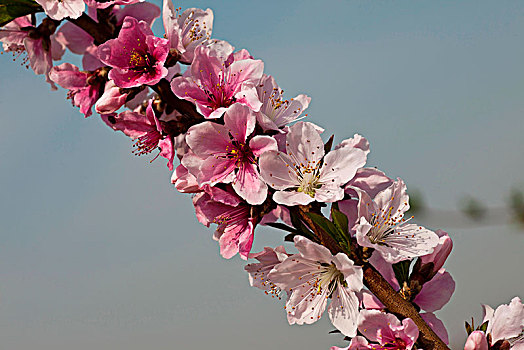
[
  {"left": 318, "top": 263, "right": 344, "bottom": 291},
  {"left": 367, "top": 202, "right": 412, "bottom": 245},
  {"left": 297, "top": 171, "right": 321, "bottom": 197}
]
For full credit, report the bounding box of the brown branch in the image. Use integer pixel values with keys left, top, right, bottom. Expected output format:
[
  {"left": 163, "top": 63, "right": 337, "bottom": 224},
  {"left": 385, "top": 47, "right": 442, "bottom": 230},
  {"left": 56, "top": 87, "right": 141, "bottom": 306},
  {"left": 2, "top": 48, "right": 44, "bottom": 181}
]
[
  {"left": 294, "top": 207, "right": 449, "bottom": 350},
  {"left": 67, "top": 13, "right": 114, "bottom": 45}
]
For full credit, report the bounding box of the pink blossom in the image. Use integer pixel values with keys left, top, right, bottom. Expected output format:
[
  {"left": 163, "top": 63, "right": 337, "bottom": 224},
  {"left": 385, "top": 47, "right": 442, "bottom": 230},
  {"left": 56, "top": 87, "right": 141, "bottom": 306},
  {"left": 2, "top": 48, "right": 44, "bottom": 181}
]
[
  {"left": 171, "top": 43, "right": 263, "bottom": 119},
  {"left": 193, "top": 186, "right": 255, "bottom": 260},
  {"left": 482, "top": 297, "right": 524, "bottom": 349},
  {"left": 358, "top": 310, "right": 419, "bottom": 350},
  {"left": 56, "top": 2, "right": 159, "bottom": 58},
  {"left": 97, "top": 16, "right": 169, "bottom": 88},
  {"left": 101, "top": 101, "right": 174, "bottom": 170},
  {"left": 35, "top": 0, "right": 85, "bottom": 20},
  {"left": 185, "top": 104, "right": 277, "bottom": 205},
  {"left": 464, "top": 331, "right": 488, "bottom": 350},
  {"left": 255, "top": 74, "right": 311, "bottom": 131},
  {"left": 244, "top": 246, "right": 289, "bottom": 299},
  {"left": 268, "top": 236, "right": 363, "bottom": 337},
  {"left": 0, "top": 17, "right": 56, "bottom": 88},
  {"left": 354, "top": 179, "right": 440, "bottom": 263},
  {"left": 259, "top": 122, "right": 367, "bottom": 206},
  {"left": 49, "top": 63, "right": 106, "bottom": 117},
  {"left": 163, "top": 1, "right": 213, "bottom": 63}
]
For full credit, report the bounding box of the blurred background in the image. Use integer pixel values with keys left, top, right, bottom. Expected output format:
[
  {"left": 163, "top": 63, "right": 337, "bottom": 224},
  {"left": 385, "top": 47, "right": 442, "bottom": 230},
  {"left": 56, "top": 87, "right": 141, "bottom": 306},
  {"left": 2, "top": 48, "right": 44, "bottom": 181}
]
[{"left": 1, "top": 0, "right": 523, "bottom": 349}]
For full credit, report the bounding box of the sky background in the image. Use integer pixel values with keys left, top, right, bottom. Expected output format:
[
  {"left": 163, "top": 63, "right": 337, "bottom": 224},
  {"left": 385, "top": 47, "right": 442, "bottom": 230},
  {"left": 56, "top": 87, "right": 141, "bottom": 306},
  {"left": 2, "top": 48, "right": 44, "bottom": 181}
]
[{"left": 1, "top": 0, "right": 524, "bottom": 349}]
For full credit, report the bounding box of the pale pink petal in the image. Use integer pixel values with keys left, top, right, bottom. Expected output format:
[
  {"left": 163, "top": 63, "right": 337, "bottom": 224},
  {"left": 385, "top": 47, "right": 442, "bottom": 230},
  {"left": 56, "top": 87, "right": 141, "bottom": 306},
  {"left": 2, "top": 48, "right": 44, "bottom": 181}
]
[
  {"left": 336, "top": 134, "right": 370, "bottom": 155},
  {"left": 286, "top": 121, "right": 324, "bottom": 165},
  {"left": 259, "top": 151, "right": 300, "bottom": 190},
  {"left": 373, "top": 178, "right": 410, "bottom": 217},
  {"left": 329, "top": 286, "right": 360, "bottom": 336},
  {"left": 345, "top": 167, "right": 393, "bottom": 199},
  {"left": 489, "top": 297, "right": 524, "bottom": 342},
  {"left": 273, "top": 190, "right": 315, "bottom": 206}
]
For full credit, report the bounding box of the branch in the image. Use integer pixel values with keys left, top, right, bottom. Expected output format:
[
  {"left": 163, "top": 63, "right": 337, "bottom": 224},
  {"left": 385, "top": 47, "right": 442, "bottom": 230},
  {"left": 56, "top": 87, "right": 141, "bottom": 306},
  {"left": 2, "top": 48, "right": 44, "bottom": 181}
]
[{"left": 67, "top": 13, "right": 114, "bottom": 45}]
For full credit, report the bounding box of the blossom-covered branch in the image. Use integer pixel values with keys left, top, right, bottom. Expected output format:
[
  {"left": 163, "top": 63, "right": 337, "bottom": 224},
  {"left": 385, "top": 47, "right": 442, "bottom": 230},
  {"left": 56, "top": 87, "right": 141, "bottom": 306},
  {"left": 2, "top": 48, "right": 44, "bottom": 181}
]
[{"left": 1, "top": 1, "right": 523, "bottom": 349}]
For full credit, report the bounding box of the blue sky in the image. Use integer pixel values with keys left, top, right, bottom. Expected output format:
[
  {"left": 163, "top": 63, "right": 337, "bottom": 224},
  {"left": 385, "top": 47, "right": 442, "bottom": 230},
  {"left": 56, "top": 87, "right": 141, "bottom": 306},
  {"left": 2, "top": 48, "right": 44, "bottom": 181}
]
[{"left": 1, "top": 1, "right": 524, "bottom": 349}]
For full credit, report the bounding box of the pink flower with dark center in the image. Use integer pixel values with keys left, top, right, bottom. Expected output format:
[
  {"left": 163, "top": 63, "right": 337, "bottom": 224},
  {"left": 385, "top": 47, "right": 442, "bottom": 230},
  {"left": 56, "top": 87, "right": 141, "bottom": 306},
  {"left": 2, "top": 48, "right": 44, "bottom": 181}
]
[
  {"left": 101, "top": 100, "right": 174, "bottom": 170},
  {"left": 163, "top": 0, "right": 213, "bottom": 63},
  {"left": 97, "top": 16, "right": 169, "bottom": 88},
  {"left": 193, "top": 186, "right": 256, "bottom": 260},
  {"left": 185, "top": 103, "right": 277, "bottom": 205},
  {"left": 49, "top": 62, "right": 107, "bottom": 117},
  {"left": 268, "top": 236, "right": 363, "bottom": 337},
  {"left": 259, "top": 122, "right": 367, "bottom": 206},
  {"left": 171, "top": 43, "right": 263, "bottom": 119},
  {"left": 358, "top": 310, "right": 419, "bottom": 350},
  {"left": 256, "top": 74, "right": 311, "bottom": 131},
  {"left": 353, "top": 179, "right": 440, "bottom": 264}
]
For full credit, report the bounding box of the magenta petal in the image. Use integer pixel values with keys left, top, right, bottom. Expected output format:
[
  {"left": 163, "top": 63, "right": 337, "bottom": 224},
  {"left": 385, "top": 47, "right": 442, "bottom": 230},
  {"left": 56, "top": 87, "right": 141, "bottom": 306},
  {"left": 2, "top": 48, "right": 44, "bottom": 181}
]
[
  {"left": 223, "top": 103, "right": 255, "bottom": 143},
  {"left": 414, "top": 269, "right": 455, "bottom": 312}
]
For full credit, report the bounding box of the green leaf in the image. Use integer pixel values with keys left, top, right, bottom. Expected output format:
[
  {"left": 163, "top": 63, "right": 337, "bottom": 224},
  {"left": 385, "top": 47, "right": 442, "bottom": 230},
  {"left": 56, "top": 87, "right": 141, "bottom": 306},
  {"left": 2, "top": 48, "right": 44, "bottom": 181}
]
[
  {"left": 0, "top": 0, "right": 43, "bottom": 27},
  {"left": 478, "top": 320, "right": 489, "bottom": 333},
  {"left": 265, "top": 222, "right": 298, "bottom": 233},
  {"left": 306, "top": 212, "right": 339, "bottom": 238},
  {"left": 392, "top": 260, "right": 411, "bottom": 285},
  {"left": 289, "top": 210, "right": 316, "bottom": 241},
  {"left": 331, "top": 208, "right": 349, "bottom": 236},
  {"left": 323, "top": 134, "right": 334, "bottom": 154},
  {"left": 465, "top": 321, "right": 473, "bottom": 335}
]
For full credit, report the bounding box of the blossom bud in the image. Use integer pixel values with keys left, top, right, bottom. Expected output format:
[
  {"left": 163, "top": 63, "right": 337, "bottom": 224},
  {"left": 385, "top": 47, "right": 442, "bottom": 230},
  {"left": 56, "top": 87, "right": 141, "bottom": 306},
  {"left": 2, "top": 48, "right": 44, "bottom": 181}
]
[{"left": 464, "top": 331, "right": 488, "bottom": 350}]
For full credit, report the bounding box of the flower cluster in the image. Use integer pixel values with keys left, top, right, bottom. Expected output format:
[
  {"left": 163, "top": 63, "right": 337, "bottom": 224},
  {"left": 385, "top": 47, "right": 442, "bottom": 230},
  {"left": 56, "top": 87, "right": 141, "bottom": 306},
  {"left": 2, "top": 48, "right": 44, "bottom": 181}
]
[{"left": 2, "top": 1, "right": 523, "bottom": 349}]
